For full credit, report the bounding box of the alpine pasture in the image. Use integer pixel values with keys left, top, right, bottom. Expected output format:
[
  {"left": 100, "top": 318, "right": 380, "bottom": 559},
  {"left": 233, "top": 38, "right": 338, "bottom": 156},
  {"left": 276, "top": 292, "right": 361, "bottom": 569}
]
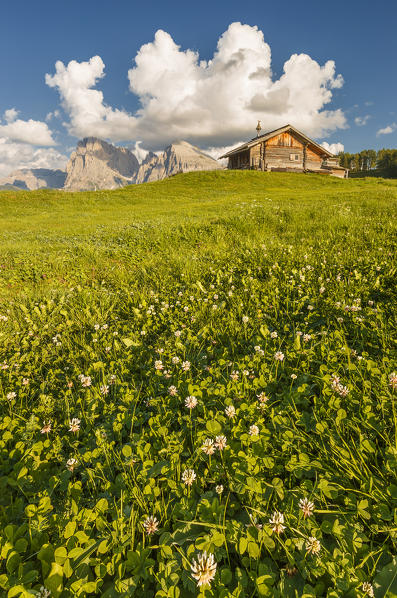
[{"left": 0, "top": 171, "right": 396, "bottom": 598}]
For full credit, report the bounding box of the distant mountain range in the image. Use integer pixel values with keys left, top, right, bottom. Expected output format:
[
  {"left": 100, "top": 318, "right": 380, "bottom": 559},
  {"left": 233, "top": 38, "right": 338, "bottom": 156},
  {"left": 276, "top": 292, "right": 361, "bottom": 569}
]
[{"left": 0, "top": 138, "right": 222, "bottom": 191}]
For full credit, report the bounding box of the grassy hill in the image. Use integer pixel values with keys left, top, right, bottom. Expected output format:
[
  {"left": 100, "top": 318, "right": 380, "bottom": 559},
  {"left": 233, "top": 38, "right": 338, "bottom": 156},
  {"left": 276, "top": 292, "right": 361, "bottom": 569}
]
[{"left": 0, "top": 171, "right": 396, "bottom": 597}]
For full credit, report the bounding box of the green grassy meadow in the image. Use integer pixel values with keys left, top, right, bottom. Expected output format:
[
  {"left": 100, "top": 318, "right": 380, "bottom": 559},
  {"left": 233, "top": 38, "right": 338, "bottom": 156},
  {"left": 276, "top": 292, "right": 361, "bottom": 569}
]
[{"left": 0, "top": 171, "right": 396, "bottom": 597}]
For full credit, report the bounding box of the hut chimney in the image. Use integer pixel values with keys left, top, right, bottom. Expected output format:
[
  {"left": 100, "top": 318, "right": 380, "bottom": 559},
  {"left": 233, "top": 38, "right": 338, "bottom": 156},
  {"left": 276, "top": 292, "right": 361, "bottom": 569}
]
[{"left": 256, "top": 120, "right": 262, "bottom": 137}]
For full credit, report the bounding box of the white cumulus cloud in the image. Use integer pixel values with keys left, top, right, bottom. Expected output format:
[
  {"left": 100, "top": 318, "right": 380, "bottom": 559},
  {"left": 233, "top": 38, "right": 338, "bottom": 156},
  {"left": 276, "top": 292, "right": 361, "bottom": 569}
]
[
  {"left": 46, "top": 22, "right": 346, "bottom": 151},
  {"left": 0, "top": 139, "right": 67, "bottom": 178},
  {"left": 0, "top": 109, "right": 56, "bottom": 146},
  {"left": 321, "top": 141, "right": 344, "bottom": 154},
  {"left": 354, "top": 115, "right": 370, "bottom": 126},
  {"left": 377, "top": 123, "right": 396, "bottom": 136}
]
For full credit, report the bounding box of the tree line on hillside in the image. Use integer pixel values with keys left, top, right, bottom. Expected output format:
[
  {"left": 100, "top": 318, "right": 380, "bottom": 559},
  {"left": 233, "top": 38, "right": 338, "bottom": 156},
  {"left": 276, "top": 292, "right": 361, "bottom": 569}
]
[{"left": 338, "top": 148, "right": 397, "bottom": 176}]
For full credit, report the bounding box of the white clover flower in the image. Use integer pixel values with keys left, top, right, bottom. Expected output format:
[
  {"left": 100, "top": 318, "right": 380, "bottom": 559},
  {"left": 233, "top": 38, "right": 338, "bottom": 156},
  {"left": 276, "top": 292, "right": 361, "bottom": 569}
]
[
  {"left": 307, "top": 305, "right": 314, "bottom": 311},
  {"left": 202, "top": 438, "right": 215, "bottom": 455},
  {"left": 257, "top": 391, "right": 268, "bottom": 403},
  {"left": 274, "top": 351, "right": 284, "bottom": 361},
  {"left": 299, "top": 497, "right": 314, "bottom": 518},
  {"left": 68, "top": 418, "right": 81, "bottom": 433},
  {"left": 215, "top": 484, "right": 223, "bottom": 494},
  {"left": 172, "top": 356, "right": 180, "bottom": 364},
  {"left": 185, "top": 396, "right": 198, "bottom": 409},
  {"left": 249, "top": 424, "right": 259, "bottom": 436},
  {"left": 215, "top": 435, "right": 227, "bottom": 451},
  {"left": 35, "top": 585, "right": 51, "bottom": 597},
  {"left": 305, "top": 536, "right": 321, "bottom": 555},
  {"left": 291, "top": 374, "right": 297, "bottom": 380},
  {"left": 22, "top": 378, "right": 29, "bottom": 385},
  {"left": 242, "top": 315, "right": 249, "bottom": 324},
  {"left": 270, "top": 331, "right": 278, "bottom": 339},
  {"left": 174, "top": 330, "right": 182, "bottom": 338},
  {"left": 143, "top": 515, "right": 159, "bottom": 534},
  {"left": 79, "top": 375, "right": 92, "bottom": 387},
  {"left": 362, "top": 582, "right": 374, "bottom": 597},
  {"left": 191, "top": 551, "right": 217, "bottom": 587},
  {"left": 389, "top": 372, "right": 397, "bottom": 390},
  {"left": 230, "top": 370, "right": 239, "bottom": 381},
  {"left": 6, "top": 391, "right": 16, "bottom": 400},
  {"left": 41, "top": 421, "right": 52, "bottom": 434},
  {"left": 303, "top": 334, "right": 311, "bottom": 342},
  {"left": 168, "top": 385, "right": 178, "bottom": 396},
  {"left": 154, "top": 360, "right": 163, "bottom": 370},
  {"left": 182, "top": 360, "right": 191, "bottom": 371},
  {"left": 182, "top": 469, "right": 196, "bottom": 486},
  {"left": 66, "top": 458, "right": 78, "bottom": 472},
  {"left": 269, "top": 511, "right": 285, "bottom": 534},
  {"left": 225, "top": 405, "right": 236, "bottom": 418}
]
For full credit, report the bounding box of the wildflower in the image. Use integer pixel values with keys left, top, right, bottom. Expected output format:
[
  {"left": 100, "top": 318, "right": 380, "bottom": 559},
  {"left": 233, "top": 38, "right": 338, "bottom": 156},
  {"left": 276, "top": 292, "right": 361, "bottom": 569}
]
[
  {"left": 291, "top": 374, "right": 297, "bottom": 380},
  {"left": 191, "top": 551, "right": 217, "bottom": 587},
  {"left": 69, "top": 418, "right": 81, "bottom": 433},
  {"left": 172, "top": 356, "right": 180, "bottom": 364},
  {"left": 35, "top": 586, "right": 51, "bottom": 598},
  {"left": 67, "top": 381, "right": 73, "bottom": 388},
  {"left": 174, "top": 330, "right": 182, "bottom": 338},
  {"left": 389, "top": 372, "right": 397, "bottom": 390},
  {"left": 168, "top": 385, "right": 178, "bottom": 396},
  {"left": 66, "top": 458, "right": 78, "bottom": 472},
  {"left": 242, "top": 315, "right": 249, "bottom": 324},
  {"left": 140, "top": 330, "right": 146, "bottom": 335},
  {"left": 270, "top": 331, "right": 278, "bottom": 338},
  {"left": 182, "top": 360, "right": 191, "bottom": 371},
  {"left": 185, "top": 395, "right": 198, "bottom": 409},
  {"left": 143, "top": 516, "right": 159, "bottom": 535},
  {"left": 100, "top": 385, "right": 109, "bottom": 396},
  {"left": 202, "top": 438, "right": 215, "bottom": 455},
  {"left": 154, "top": 360, "right": 163, "bottom": 370},
  {"left": 274, "top": 351, "right": 284, "bottom": 361},
  {"left": 337, "top": 384, "right": 349, "bottom": 397},
  {"left": 305, "top": 536, "right": 321, "bottom": 555},
  {"left": 6, "top": 391, "right": 16, "bottom": 400},
  {"left": 230, "top": 370, "right": 239, "bottom": 381},
  {"left": 254, "top": 345, "right": 261, "bottom": 352},
  {"left": 79, "top": 375, "right": 92, "bottom": 387},
  {"left": 249, "top": 424, "right": 259, "bottom": 436},
  {"left": 182, "top": 469, "right": 196, "bottom": 486},
  {"left": 215, "top": 435, "right": 227, "bottom": 451},
  {"left": 22, "top": 378, "right": 29, "bottom": 385},
  {"left": 362, "top": 582, "right": 374, "bottom": 597},
  {"left": 94, "top": 324, "right": 100, "bottom": 330},
  {"left": 303, "top": 334, "right": 311, "bottom": 342},
  {"left": 257, "top": 391, "right": 268, "bottom": 403},
  {"left": 368, "top": 300, "right": 374, "bottom": 306},
  {"left": 299, "top": 497, "right": 314, "bottom": 518},
  {"left": 225, "top": 405, "right": 236, "bottom": 418},
  {"left": 307, "top": 305, "right": 314, "bottom": 311},
  {"left": 215, "top": 485, "right": 223, "bottom": 494},
  {"left": 109, "top": 374, "right": 116, "bottom": 385},
  {"left": 269, "top": 511, "right": 285, "bottom": 534},
  {"left": 319, "top": 286, "right": 325, "bottom": 294},
  {"left": 41, "top": 421, "right": 52, "bottom": 434}
]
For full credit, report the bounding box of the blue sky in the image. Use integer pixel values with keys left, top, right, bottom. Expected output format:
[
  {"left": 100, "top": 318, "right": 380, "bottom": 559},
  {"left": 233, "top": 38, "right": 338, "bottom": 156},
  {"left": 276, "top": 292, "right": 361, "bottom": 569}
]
[{"left": 0, "top": 0, "right": 396, "bottom": 174}]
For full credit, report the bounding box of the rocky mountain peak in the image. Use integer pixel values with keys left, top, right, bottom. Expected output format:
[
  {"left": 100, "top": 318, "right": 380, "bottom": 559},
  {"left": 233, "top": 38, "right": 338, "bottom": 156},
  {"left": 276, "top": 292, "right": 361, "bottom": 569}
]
[{"left": 64, "top": 137, "right": 139, "bottom": 191}]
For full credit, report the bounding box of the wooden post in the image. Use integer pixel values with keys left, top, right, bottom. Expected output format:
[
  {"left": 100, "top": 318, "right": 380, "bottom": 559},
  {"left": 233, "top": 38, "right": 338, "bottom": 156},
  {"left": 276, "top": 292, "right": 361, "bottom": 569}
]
[
  {"left": 303, "top": 143, "right": 307, "bottom": 171},
  {"left": 263, "top": 142, "right": 266, "bottom": 171}
]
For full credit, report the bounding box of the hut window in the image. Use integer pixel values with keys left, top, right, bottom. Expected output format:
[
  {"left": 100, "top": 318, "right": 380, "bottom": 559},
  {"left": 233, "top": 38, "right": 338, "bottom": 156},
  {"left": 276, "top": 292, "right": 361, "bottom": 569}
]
[{"left": 290, "top": 153, "right": 300, "bottom": 161}]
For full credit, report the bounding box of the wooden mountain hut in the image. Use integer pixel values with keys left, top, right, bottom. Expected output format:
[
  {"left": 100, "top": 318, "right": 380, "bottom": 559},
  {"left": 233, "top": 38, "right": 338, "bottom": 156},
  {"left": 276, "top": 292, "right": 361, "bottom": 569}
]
[{"left": 219, "top": 124, "right": 348, "bottom": 178}]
